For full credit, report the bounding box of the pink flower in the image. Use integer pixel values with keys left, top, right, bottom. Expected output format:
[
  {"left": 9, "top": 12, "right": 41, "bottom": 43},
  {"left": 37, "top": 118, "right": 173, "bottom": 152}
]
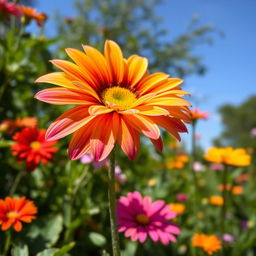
[
  {"left": 117, "top": 191, "right": 180, "bottom": 245},
  {"left": 114, "top": 165, "right": 126, "bottom": 184},
  {"left": 210, "top": 163, "right": 224, "bottom": 171},
  {"left": 193, "top": 161, "right": 205, "bottom": 172},
  {"left": 0, "top": 0, "right": 21, "bottom": 18},
  {"left": 250, "top": 128, "right": 256, "bottom": 137},
  {"left": 176, "top": 193, "right": 188, "bottom": 201},
  {"left": 80, "top": 153, "right": 104, "bottom": 168}
]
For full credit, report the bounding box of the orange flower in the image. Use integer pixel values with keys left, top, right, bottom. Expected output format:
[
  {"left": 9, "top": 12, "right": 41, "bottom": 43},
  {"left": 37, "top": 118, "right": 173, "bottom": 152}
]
[
  {"left": 0, "top": 117, "right": 37, "bottom": 134},
  {"left": 205, "top": 147, "right": 251, "bottom": 167},
  {"left": 232, "top": 186, "right": 243, "bottom": 195},
  {"left": 208, "top": 196, "right": 224, "bottom": 206},
  {"left": 169, "top": 203, "right": 185, "bottom": 215},
  {"left": 18, "top": 5, "right": 47, "bottom": 26},
  {"left": 190, "top": 108, "right": 208, "bottom": 121},
  {"left": 167, "top": 154, "right": 189, "bottom": 169},
  {"left": 0, "top": 197, "right": 37, "bottom": 232},
  {"left": 217, "top": 184, "right": 231, "bottom": 192},
  {"left": 35, "top": 40, "right": 191, "bottom": 161},
  {"left": 192, "top": 233, "right": 221, "bottom": 255},
  {"left": 11, "top": 127, "right": 58, "bottom": 171}
]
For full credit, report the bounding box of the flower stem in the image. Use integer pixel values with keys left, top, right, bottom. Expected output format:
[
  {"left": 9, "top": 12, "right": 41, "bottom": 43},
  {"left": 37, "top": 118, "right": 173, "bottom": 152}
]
[
  {"left": 191, "top": 122, "right": 199, "bottom": 191},
  {"left": 10, "top": 170, "right": 24, "bottom": 196},
  {"left": 220, "top": 165, "right": 229, "bottom": 235},
  {"left": 108, "top": 147, "right": 121, "bottom": 256},
  {"left": 3, "top": 230, "right": 11, "bottom": 256}
]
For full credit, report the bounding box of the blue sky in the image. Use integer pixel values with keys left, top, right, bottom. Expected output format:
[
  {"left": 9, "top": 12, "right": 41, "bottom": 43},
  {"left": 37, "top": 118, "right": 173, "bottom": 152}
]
[{"left": 29, "top": 0, "right": 256, "bottom": 150}]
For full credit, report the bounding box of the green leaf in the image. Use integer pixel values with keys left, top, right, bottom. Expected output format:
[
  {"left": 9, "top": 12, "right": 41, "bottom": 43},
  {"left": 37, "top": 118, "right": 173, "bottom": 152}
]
[
  {"left": 53, "top": 242, "right": 75, "bottom": 256},
  {"left": 11, "top": 243, "right": 29, "bottom": 256},
  {"left": 35, "top": 242, "right": 75, "bottom": 256},
  {"left": 25, "top": 214, "right": 63, "bottom": 253},
  {"left": 36, "top": 249, "right": 59, "bottom": 256},
  {"left": 89, "top": 232, "right": 106, "bottom": 247}
]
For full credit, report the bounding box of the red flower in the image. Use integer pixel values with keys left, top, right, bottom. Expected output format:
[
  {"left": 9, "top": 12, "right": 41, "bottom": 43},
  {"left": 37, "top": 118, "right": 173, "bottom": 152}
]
[
  {"left": 0, "top": 197, "right": 37, "bottom": 232},
  {"left": 0, "top": 0, "right": 21, "bottom": 19},
  {"left": 11, "top": 127, "right": 58, "bottom": 171}
]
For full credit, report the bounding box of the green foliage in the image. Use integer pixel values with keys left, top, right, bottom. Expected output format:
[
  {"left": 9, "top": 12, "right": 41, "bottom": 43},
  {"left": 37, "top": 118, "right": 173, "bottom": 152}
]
[
  {"left": 214, "top": 95, "right": 256, "bottom": 148},
  {"left": 57, "top": 0, "right": 213, "bottom": 77}
]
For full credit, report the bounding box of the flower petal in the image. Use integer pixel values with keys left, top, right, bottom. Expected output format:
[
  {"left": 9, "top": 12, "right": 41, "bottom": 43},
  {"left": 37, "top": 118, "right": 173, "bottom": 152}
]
[
  {"left": 35, "top": 87, "right": 97, "bottom": 105},
  {"left": 68, "top": 122, "right": 95, "bottom": 160},
  {"left": 104, "top": 40, "right": 124, "bottom": 83},
  {"left": 122, "top": 114, "right": 160, "bottom": 140},
  {"left": 46, "top": 106, "right": 95, "bottom": 141},
  {"left": 137, "top": 73, "right": 169, "bottom": 95},
  {"left": 88, "top": 105, "right": 114, "bottom": 116},
  {"left": 150, "top": 137, "right": 163, "bottom": 152},
  {"left": 65, "top": 48, "right": 101, "bottom": 89},
  {"left": 35, "top": 72, "right": 77, "bottom": 89},
  {"left": 127, "top": 55, "right": 148, "bottom": 87},
  {"left": 82, "top": 44, "right": 112, "bottom": 84},
  {"left": 90, "top": 114, "right": 116, "bottom": 161},
  {"left": 117, "top": 118, "right": 140, "bottom": 160}
]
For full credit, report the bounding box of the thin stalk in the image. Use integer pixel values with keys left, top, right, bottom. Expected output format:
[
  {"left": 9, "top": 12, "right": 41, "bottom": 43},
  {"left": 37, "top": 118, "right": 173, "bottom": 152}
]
[
  {"left": 108, "top": 147, "right": 121, "bottom": 256},
  {"left": 10, "top": 171, "right": 24, "bottom": 196},
  {"left": 220, "top": 165, "right": 229, "bottom": 235},
  {"left": 191, "top": 122, "right": 199, "bottom": 191},
  {"left": 3, "top": 230, "right": 11, "bottom": 256}
]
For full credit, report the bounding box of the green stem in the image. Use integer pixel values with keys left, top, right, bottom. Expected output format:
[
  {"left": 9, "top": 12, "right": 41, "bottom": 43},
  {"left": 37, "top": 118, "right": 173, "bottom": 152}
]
[
  {"left": 10, "top": 171, "right": 24, "bottom": 196},
  {"left": 108, "top": 147, "right": 121, "bottom": 256},
  {"left": 191, "top": 122, "right": 199, "bottom": 191},
  {"left": 220, "top": 165, "right": 229, "bottom": 235},
  {"left": 3, "top": 230, "right": 11, "bottom": 256}
]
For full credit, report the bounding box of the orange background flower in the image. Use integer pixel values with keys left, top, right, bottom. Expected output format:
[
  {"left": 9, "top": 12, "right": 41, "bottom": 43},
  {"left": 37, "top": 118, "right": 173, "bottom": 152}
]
[
  {"left": 192, "top": 233, "right": 221, "bottom": 255},
  {"left": 0, "top": 197, "right": 37, "bottom": 231}
]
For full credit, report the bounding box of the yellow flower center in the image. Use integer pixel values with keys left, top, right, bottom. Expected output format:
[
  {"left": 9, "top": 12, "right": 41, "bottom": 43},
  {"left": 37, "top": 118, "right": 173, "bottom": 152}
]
[
  {"left": 136, "top": 214, "right": 150, "bottom": 225},
  {"left": 102, "top": 86, "right": 137, "bottom": 111},
  {"left": 30, "top": 141, "right": 41, "bottom": 150},
  {"left": 7, "top": 211, "right": 19, "bottom": 219}
]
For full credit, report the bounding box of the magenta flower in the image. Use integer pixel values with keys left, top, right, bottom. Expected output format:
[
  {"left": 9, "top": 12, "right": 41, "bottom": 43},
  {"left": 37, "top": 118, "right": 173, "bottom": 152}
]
[
  {"left": 117, "top": 191, "right": 180, "bottom": 245},
  {"left": 176, "top": 193, "right": 188, "bottom": 201},
  {"left": 0, "top": 0, "right": 21, "bottom": 18}
]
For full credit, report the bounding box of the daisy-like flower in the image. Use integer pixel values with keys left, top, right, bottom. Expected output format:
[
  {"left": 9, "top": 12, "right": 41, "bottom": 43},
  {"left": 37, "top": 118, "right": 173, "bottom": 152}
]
[
  {"left": 205, "top": 147, "right": 251, "bottom": 167},
  {"left": 18, "top": 5, "right": 47, "bottom": 26},
  {"left": 190, "top": 108, "right": 208, "bottom": 121},
  {"left": 35, "top": 40, "right": 191, "bottom": 162},
  {"left": 0, "top": 196, "right": 37, "bottom": 232},
  {"left": 192, "top": 233, "right": 221, "bottom": 255},
  {"left": 0, "top": 0, "right": 21, "bottom": 19},
  {"left": 117, "top": 191, "right": 180, "bottom": 245},
  {"left": 11, "top": 127, "right": 58, "bottom": 171}
]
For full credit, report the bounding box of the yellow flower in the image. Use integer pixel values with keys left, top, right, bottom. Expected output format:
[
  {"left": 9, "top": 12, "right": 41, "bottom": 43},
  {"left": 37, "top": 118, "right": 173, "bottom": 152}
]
[
  {"left": 204, "top": 147, "right": 224, "bottom": 163},
  {"left": 205, "top": 147, "right": 251, "bottom": 167},
  {"left": 169, "top": 203, "right": 185, "bottom": 215},
  {"left": 147, "top": 178, "right": 157, "bottom": 186},
  {"left": 192, "top": 233, "right": 222, "bottom": 255},
  {"left": 208, "top": 196, "right": 224, "bottom": 206}
]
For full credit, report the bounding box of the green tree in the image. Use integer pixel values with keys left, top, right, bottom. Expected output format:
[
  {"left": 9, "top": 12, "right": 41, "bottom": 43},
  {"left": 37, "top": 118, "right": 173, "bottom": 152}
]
[
  {"left": 57, "top": 0, "right": 213, "bottom": 77},
  {"left": 213, "top": 95, "right": 256, "bottom": 148}
]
